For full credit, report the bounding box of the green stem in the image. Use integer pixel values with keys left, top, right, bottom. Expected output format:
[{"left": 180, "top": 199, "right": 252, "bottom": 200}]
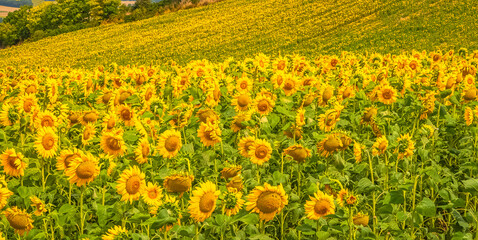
[
  {"left": 348, "top": 207, "right": 354, "bottom": 240},
  {"left": 80, "top": 186, "right": 85, "bottom": 235}
]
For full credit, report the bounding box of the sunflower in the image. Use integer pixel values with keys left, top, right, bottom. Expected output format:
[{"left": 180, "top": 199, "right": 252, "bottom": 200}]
[
  {"left": 102, "top": 113, "right": 118, "bottom": 132},
  {"left": 231, "top": 93, "right": 251, "bottom": 112},
  {"left": 196, "top": 108, "right": 219, "bottom": 123},
  {"left": 113, "top": 87, "right": 135, "bottom": 106},
  {"left": 302, "top": 92, "right": 317, "bottom": 107},
  {"left": 188, "top": 181, "right": 220, "bottom": 222},
  {"left": 238, "top": 136, "right": 256, "bottom": 158},
  {"left": 271, "top": 72, "right": 285, "bottom": 89},
  {"left": 142, "top": 182, "right": 163, "bottom": 206},
  {"left": 236, "top": 76, "right": 253, "bottom": 93},
  {"left": 18, "top": 94, "right": 38, "bottom": 115},
  {"left": 253, "top": 53, "right": 270, "bottom": 72},
  {"left": 223, "top": 188, "right": 245, "bottom": 216},
  {"left": 67, "top": 111, "right": 81, "bottom": 126},
  {"left": 135, "top": 138, "right": 151, "bottom": 164},
  {"left": 304, "top": 190, "right": 335, "bottom": 220},
  {"left": 197, "top": 120, "right": 222, "bottom": 147},
  {"left": 318, "top": 84, "right": 334, "bottom": 106},
  {"left": 163, "top": 173, "right": 194, "bottom": 193},
  {"left": 353, "top": 141, "right": 365, "bottom": 163},
  {"left": 116, "top": 104, "right": 135, "bottom": 126},
  {"left": 230, "top": 111, "right": 252, "bottom": 132},
  {"left": 79, "top": 110, "right": 99, "bottom": 126},
  {"left": 353, "top": 212, "right": 370, "bottom": 226},
  {"left": 157, "top": 130, "right": 182, "bottom": 159},
  {"left": 317, "top": 134, "right": 342, "bottom": 157},
  {"left": 372, "top": 135, "right": 388, "bottom": 156},
  {"left": 284, "top": 144, "right": 311, "bottom": 163},
  {"left": 0, "top": 103, "right": 17, "bottom": 126},
  {"left": 272, "top": 56, "right": 288, "bottom": 72},
  {"left": 248, "top": 139, "right": 272, "bottom": 165},
  {"left": 101, "top": 225, "right": 128, "bottom": 240},
  {"left": 317, "top": 109, "right": 340, "bottom": 132},
  {"left": 296, "top": 108, "right": 306, "bottom": 127},
  {"left": 96, "top": 90, "right": 114, "bottom": 105},
  {"left": 81, "top": 123, "right": 96, "bottom": 146},
  {"left": 3, "top": 207, "right": 34, "bottom": 236},
  {"left": 172, "top": 73, "right": 191, "bottom": 97},
  {"left": 284, "top": 125, "right": 303, "bottom": 140},
  {"left": 465, "top": 107, "right": 474, "bottom": 126},
  {"left": 100, "top": 130, "right": 126, "bottom": 156},
  {"left": 65, "top": 151, "right": 100, "bottom": 187},
  {"left": 377, "top": 84, "right": 397, "bottom": 105},
  {"left": 0, "top": 187, "right": 13, "bottom": 209},
  {"left": 116, "top": 166, "right": 146, "bottom": 203},
  {"left": 337, "top": 189, "right": 349, "bottom": 207},
  {"left": 0, "top": 149, "right": 27, "bottom": 177},
  {"left": 227, "top": 175, "right": 244, "bottom": 192},
  {"left": 360, "top": 106, "right": 378, "bottom": 125},
  {"left": 254, "top": 95, "right": 275, "bottom": 115},
  {"left": 395, "top": 133, "right": 415, "bottom": 160},
  {"left": 30, "top": 196, "right": 47, "bottom": 216},
  {"left": 56, "top": 149, "right": 82, "bottom": 171},
  {"left": 245, "top": 183, "right": 288, "bottom": 222},
  {"left": 221, "top": 165, "right": 242, "bottom": 179}
]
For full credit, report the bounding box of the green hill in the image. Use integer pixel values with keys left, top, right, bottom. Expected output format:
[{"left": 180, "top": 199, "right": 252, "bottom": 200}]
[{"left": 0, "top": 0, "right": 476, "bottom": 68}]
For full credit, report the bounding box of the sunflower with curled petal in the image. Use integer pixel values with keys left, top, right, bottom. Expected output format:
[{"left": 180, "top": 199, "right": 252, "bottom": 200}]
[
  {"left": 304, "top": 189, "right": 335, "bottom": 220},
  {"left": 30, "top": 196, "right": 47, "bottom": 216},
  {"left": 223, "top": 188, "right": 245, "bottom": 216},
  {"left": 1, "top": 149, "right": 27, "bottom": 177},
  {"left": 221, "top": 165, "right": 242, "bottom": 179},
  {"left": 0, "top": 103, "right": 17, "bottom": 126},
  {"left": 231, "top": 93, "right": 251, "bottom": 112},
  {"left": 135, "top": 137, "right": 151, "bottom": 164},
  {"left": 113, "top": 86, "right": 135, "bottom": 106},
  {"left": 100, "top": 129, "right": 126, "bottom": 157},
  {"left": 272, "top": 56, "right": 288, "bottom": 73},
  {"left": 197, "top": 120, "right": 222, "bottom": 147},
  {"left": 164, "top": 173, "right": 194, "bottom": 193},
  {"left": 34, "top": 128, "right": 58, "bottom": 159},
  {"left": 81, "top": 123, "right": 96, "bottom": 146},
  {"left": 372, "top": 135, "right": 388, "bottom": 156},
  {"left": 79, "top": 110, "right": 99, "bottom": 126},
  {"left": 101, "top": 225, "right": 129, "bottom": 240},
  {"left": 360, "top": 106, "right": 378, "bottom": 125},
  {"left": 238, "top": 136, "right": 257, "bottom": 158},
  {"left": 65, "top": 151, "right": 100, "bottom": 187},
  {"left": 317, "top": 109, "right": 340, "bottom": 132},
  {"left": 317, "top": 134, "right": 343, "bottom": 157},
  {"left": 142, "top": 182, "right": 163, "bottom": 206},
  {"left": 33, "top": 110, "right": 58, "bottom": 129},
  {"left": 465, "top": 107, "right": 474, "bottom": 126},
  {"left": 353, "top": 141, "right": 365, "bottom": 163},
  {"left": 230, "top": 111, "right": 252, "bottom": 133},
  {"left": 271, "top": 72, "right": 285, "bottom": 89},
  {"left": 395, "top": 133, "right": 415, "bottom": 160},
  {"left": 0, "top": 186, "right": 13, "bottom": 209},
  {"left": 56, "top": 149, "right": 83, "bottom": 171},
  {"left": 96, "top": 89, "right": 114, "bottom": 105},
  {"left": 317, "top": 84, "right": 335, "bottom": 106},
  {"left": 254, "top": 95, "right": 275, "bottom": 116},
  {"left": 116, "top": 166, "right": 146, "bottom": 204},
  {"left": 245, "top": 183, "right": 288, "bottom": 222},
  {"left": 248, "top": 139, "right": 272, "bottom": 165},
  {"left": 102, "top": 113, "right": 118, "bottom": 132},
  {"left": 188, "top": 181, "right": 220, "bottom": 222},
  {"left": 157, "top": 130, "right": 182, "bottom": 159},
  {"left": 296, "top": 108, "right": 306, "bottom": 127},
  {"left": 3, "top": 206, "right": 34, "bottom": 236},
  {"left": 116, "top": 104, "right": 135, "bottom": 127},
  {"left": 18, "top": 94, "right": 38, "bottom": 115}
]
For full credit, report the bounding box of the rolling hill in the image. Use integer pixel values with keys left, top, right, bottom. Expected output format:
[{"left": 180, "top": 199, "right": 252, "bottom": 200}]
[{"left": 0, "top": 0, "right": 477, "bottom": 68}]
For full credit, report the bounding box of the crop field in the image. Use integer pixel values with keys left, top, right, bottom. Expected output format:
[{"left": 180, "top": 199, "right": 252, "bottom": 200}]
[
  {"left": 0, "top": 5, "right": 18, "bottom": 17},
  {"left": 0, "top": 51, "right": 477, "bottom": 239}
]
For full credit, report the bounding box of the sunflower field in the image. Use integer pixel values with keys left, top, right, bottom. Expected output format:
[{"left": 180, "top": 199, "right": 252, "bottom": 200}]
[{"left": 0, "top": 50, "right": 478, "bottom": 239}]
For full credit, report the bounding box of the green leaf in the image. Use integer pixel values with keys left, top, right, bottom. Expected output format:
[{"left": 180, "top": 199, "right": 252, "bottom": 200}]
[
  {"left": 462, "top": 178, "right": 478, "bottom": 195},
  {"left": 355, "top": 178, "right": 376, "bottom": 194},
  {"left": 416, "top": 197, "right": 436, "bottom": 217},
  {"left": 238, "top": 213, "right": 259, "bottom": 225},
  {"left": 97, "top": 205, "right": 108, "bottom": 227}
]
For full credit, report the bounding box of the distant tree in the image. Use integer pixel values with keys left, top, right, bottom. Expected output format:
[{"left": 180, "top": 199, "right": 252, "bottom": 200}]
[
  {"left": 89, "top": 0, "right": 121, "bottom": 22},
  {"left": 0, "top": 22, "right": 19, "bottom": 47},
  {"left": 135, "top": 0, "right": 152, "bottom": 9},
  {"left": 3, "top": 5, "right": 32, "bottom": 41}
]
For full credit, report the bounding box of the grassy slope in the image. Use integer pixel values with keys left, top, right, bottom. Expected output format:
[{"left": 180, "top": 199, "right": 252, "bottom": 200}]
[{"left": 0, "top": 0, "right": 477, "bottom": 68}]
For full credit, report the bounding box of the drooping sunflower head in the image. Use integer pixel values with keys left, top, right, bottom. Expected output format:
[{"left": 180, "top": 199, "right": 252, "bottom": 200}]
[
  {"left": 317, "top": 134, "right": 343, "bottom": 157},
  {"left": 163, "top": 173, "right": 194, "bottom": 193},
  {"left": 188, "top": 181, "right": 220, "bottom": 222},
  {"left": 0, "top": 149, "right": 27, "bottom": 177},
  {"left": 30, "top": 196, "right": 47, "bottom": 216},
  {"left": 462, "top": 85, "right": 477, "bottom": 102},
  {"left": 100, "top": 131, "right": 126, "bottom": 157},
  {"left": 284, "top": 145, "right": 311, "bottom": 163},
  {"left": 34, "top": 127, "right": 58, "bottom": 159},
  {"left": 238, "top": 136, "right": 256, "bottom": 158},
  {"left": 226, "top": 175, "right": 244, "bottom": 192},
  {"left": 353, "top": 141, "right": 365, "bottom": 163},
  {"left": 245, "top": 183, "right": 288, "bottom": 222},
  {"left": 220, "top": 165, "right": 242, "bottom": 179},
  {"left": 65, "top": 151, "right": 100, "bottom": 187},
  {"left": 395, "top": 133, "right": 415, "bottom": 160},
  {"left": 157, "top": 130, "right": 182, "bottom": 159},
  {"left": 304, "top": 190, "right": 335, "bottom": 220},
  {"left": 361, "top": 106, "right": 378, "bottom": 124},
  {"left": 196, "top": 108, "right": 218, "bottom": 124},
  {"left": 230, "top": 111, "right": 252, "bottom": 133},
  {"left": 3, "top": 206, "right": 34, "bottom": 236},
  {"left": 116, "top": 166, "right": 146, "bottom": 204},
  {"left": 81, "top": 123, "right": 96, "bottom": 146},
  {"left": 353, "top": 212, "right": 370, "bottom": 226},
  {"left": 248, "top": 139, "right": 273, "bottom": 166},
  {"left": 0, "top": 103, "right": 18, "bottom": 126},
  {"left": 135, "top": 138, "right": 151, "bottom": 164},
  {"left": 79, "top": 110, "right": 99, "bottom": 126},
  {"left": 116, "top": 104, "right": 135, "bottom": 126},
  {"left": 318, "top": 109, "right": 340, "bottom": 132}
]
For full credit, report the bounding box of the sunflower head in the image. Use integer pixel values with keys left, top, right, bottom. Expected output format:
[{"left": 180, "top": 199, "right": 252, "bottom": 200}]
[
  {"left": 220, "top": 165, "right": 242, "bottom": 179},
  {"left": 1, "top": 149, "right": 27, "bottom": 177},
  {"left": 248, "top": 139, "right": 272, "bottom": 165},
  {"left": 142, "top": 182, "right": 163, "bottom": 206},
  {"left": 116, "top": 166, "right": 146, "bottom": 204},
  {"left": 164, "top": 173, "right": 194, "bottom": 193},
  {"left": 317, "top": 134, "right": 342, "bottom": 157},
  {"left": 30, "top": 196, "right": 47, "bottom": 216},
  {"left": 100, "top": 131, "right": 126, "bottom": 157},
  {"left": 3, "top": 206, "right": 34, "bottom": 236},
  {"left": 188, "top": 181, "right": 220, "bottom": 222},
  {"left": 353, "top": 212, "right": 370, "bottom": 226},
  {"left": 102, "top": 225, "right": 129, "bottom": 240},
  {"left": 158, "top": 130, "right": 182, "bottom": 159},
  {"left": 245, "top": 183, "right": 288, "bottom": 222},
  {"left": 223, "top": 188, "right": 245, "bottom": 216},
  {"left": 226, "top": 175, "right": 244, "bottom": 192},
  {"left": 284, "top": 145, "right": 311, "bottom": 163},
  {"left": 304, "top": 190, "right": 335, "bottom": 220},
  {"left": 65, "top": 151, "right": 100, "bottom": 187}
]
